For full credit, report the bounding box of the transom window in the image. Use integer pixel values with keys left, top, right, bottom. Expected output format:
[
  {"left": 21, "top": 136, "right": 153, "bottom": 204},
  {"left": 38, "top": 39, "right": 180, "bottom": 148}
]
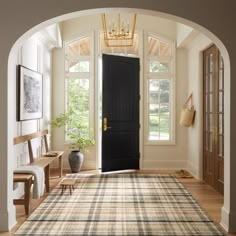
[{"left": 145, "top": 35, "right": 175, "bottom": 143}]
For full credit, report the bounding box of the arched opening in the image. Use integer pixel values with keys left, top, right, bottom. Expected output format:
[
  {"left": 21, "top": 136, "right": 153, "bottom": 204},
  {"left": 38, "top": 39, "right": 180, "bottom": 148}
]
[{"left": 5, "top": 7, "right": 231, "bottom": 232}]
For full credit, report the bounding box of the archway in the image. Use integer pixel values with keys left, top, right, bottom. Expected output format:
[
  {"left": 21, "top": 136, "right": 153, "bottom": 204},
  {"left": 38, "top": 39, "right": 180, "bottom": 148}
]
[{"left": 1, "top": 4, "right": 233, "bottom": 232}]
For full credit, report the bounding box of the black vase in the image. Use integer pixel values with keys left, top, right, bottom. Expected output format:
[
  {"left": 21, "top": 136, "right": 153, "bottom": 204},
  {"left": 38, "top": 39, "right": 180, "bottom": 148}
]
[{"left": 68, "top": 150, "right": 84, "bottom": 173}]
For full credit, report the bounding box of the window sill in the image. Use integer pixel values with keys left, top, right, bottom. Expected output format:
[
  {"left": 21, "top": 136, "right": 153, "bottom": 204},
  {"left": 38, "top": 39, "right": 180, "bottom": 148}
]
[{"left": 144, "top": 140, "right": 176, "bottom": 146}]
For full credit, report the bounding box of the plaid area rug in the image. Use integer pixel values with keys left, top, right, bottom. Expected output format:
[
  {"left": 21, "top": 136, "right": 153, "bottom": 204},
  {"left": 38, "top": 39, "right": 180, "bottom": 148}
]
[{"left": 14, "top": 174, "right": 224, "bottom": 235}]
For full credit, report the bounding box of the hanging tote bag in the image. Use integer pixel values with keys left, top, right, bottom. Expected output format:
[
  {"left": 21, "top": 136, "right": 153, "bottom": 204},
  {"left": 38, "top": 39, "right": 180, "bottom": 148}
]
[{"left": 180, "top": 93, "right": 195, "bottom": 127}]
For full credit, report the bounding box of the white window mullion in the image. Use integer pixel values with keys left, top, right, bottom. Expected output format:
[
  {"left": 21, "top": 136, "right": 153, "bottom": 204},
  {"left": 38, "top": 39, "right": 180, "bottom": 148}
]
[{"left": 66, "top": 72, "right": 90, "bottom": 78}]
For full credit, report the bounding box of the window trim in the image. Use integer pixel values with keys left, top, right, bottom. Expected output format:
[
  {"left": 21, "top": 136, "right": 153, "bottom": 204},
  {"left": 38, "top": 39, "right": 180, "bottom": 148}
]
[
  {"left": 64, "top": 32, "right": 95, "bottom": 142},
  {"left": 144, "top": 32, "right": 176, "bottom": 145}
]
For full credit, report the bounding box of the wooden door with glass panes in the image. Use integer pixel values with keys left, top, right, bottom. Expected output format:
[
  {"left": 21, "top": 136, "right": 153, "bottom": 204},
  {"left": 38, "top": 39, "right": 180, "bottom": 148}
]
[{"left": 203, "top": 45, "right": 224, "bottom": 195}]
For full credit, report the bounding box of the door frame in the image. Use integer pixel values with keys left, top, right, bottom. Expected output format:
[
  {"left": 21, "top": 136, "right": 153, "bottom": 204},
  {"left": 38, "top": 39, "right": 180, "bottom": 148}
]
[{"left": 203, "top": 44, "right": 224, "bottom": 195}]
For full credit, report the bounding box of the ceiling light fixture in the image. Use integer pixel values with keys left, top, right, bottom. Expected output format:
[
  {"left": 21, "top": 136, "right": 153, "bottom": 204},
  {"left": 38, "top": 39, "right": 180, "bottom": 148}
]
[{"left": 101, "top": 13, "right": 137, "bottom": 47}]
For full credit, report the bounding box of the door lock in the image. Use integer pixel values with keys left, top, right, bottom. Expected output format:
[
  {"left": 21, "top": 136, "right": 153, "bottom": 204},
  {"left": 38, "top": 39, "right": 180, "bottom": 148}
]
[{"left": 103, "top": 117, "right": 112, "bottom": 131}]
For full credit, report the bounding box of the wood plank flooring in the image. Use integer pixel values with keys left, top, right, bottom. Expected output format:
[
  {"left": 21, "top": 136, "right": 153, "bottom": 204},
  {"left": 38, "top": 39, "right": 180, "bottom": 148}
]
[{"left": 0, "top": 169, "right": 235, "bottom": 236}]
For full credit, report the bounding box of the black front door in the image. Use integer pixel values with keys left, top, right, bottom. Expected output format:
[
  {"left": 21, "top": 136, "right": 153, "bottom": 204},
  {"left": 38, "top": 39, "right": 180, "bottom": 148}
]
[{"left": 102, "top": 54, "right": 140, "bottom": 172}]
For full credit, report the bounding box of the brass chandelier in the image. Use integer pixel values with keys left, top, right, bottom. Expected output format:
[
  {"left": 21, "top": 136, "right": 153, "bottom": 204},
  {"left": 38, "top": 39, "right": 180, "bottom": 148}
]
[{"left": 101, "top": 13, "right": 137, "bottom": 47}]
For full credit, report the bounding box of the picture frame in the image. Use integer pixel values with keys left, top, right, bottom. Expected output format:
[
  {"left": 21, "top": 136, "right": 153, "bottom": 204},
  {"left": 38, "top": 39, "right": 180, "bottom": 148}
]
[{"left": 17, "top": 65, "right": 43, "bottom": 121}]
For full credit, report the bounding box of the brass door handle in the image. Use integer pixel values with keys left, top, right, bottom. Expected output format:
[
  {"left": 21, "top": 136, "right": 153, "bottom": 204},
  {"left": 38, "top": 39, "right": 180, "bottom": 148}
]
[{"left": 103, "top": 117, "right": 112, "bottom": 131}]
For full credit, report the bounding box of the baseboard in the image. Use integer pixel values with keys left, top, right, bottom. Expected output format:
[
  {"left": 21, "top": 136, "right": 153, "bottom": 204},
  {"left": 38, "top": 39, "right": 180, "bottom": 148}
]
[
  {"left": 0, "top": 207, "right": 16, "bottom": 232},
  {"left": 221, "top": 207, "right": 236, "bottom": 233},
  {"left": 186, "top": 161, "right": 202, "bottom": 179},
  {"left": 221, "top": 207, "right": 229, "bottom": 232},
  {"left": 142, "top": 160, "right": 187, "bottom": 170}
]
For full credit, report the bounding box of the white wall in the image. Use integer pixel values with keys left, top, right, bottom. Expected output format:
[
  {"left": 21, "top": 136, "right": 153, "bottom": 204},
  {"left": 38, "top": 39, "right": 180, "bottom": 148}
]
[
  {"left": 14, "top": 38, "right": 48, "bottom": 167},
  {"left": 52, "top": 21, "right": 97, "bottom": 170},
  {"left": 52, "top": 47, "right": 97, "bottom": 170},
  {"left": 177, "top": 23, "right": 193, "bottom": 48},
  {"left": 52, "top": 14, "right": 190, "bottom": 171},
  {"left": 12, "top": 26, "right": 61, "bottom": 199},
  {"left": 143, "top": 48, "right": 188, "bottom": 169},
  {"left": 185, "top": 33, "right": 212, "bottom": 178},
  {"left": 11, "top": 13, "right": 211, "bottom": 201}
]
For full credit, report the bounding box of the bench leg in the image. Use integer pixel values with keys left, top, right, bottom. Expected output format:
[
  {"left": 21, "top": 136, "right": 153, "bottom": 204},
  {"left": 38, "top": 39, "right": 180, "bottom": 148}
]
[
  {"left": 69, "top": 186, "right": 72, "bottom": 195},
  {"left": 61, "top": 185, "right": 64, "bottom": 195},
  {"left": 45, "top": 165, "right": 50, "bottom": 192},
  {"left": 24, "top": 178, "right": 32, "bottom": 214},
  {"left": 58, "top": 155, "right": 62, "bottom": 178}
]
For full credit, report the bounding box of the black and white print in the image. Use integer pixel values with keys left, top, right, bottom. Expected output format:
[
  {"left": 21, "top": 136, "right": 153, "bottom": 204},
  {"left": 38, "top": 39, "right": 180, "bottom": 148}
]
[{"left": 18, "top": 66, "right": 43, "bottom": 121}]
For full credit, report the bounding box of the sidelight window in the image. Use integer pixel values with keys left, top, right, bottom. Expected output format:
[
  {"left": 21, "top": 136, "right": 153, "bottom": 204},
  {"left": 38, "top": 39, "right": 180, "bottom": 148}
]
[
  {"left": 64, "top": 35, "right": 94, "bottom": 140},
  {"left": 145, "top": 35, "right": 175, "bottom": 143}
]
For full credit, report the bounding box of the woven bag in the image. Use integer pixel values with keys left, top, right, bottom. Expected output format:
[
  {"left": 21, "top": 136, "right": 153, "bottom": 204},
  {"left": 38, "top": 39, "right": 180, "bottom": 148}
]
[{"left": 180, "top": 93, "right": 195, "bottom": 127}]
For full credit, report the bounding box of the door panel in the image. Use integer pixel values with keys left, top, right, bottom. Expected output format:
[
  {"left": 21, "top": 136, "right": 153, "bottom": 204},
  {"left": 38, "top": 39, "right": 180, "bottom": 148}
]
[
  {"left": 102, "top": 54, "right": 140, "bottom": 172},
  {"left": 203, "top": 45, "right": 224, "bottom": 195}
]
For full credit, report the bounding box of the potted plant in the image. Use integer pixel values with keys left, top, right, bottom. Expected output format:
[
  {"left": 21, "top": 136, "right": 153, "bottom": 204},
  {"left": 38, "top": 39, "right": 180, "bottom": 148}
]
[{"left": 51, "top": 109, "right": 94, "bottom": 173}]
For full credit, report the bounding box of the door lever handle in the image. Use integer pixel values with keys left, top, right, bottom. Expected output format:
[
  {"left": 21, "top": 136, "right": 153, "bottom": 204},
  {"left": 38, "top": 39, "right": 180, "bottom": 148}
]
[{"left": 103, "top": 117, "right": 112, "bottom": 131}]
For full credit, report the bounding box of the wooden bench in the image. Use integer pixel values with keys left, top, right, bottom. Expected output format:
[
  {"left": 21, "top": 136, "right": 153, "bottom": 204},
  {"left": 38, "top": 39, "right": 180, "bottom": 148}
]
[{"left": 13, "top": 130, "right": 64, "bottom": 213}]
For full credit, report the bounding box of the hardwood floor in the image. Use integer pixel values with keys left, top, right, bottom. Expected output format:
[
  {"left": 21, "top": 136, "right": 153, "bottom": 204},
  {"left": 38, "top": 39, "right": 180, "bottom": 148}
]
[{"left": 1, "top": 169, "right": 235, "bottom": 236}]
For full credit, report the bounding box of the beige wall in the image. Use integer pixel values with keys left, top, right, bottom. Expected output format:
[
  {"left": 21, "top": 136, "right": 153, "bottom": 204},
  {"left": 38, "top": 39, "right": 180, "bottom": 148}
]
[
  {"left": 52, "top": 45, "right": 97, "bottom": 170},
  {"left": 185, "top": 34, "right": 212, "bottom": 178},
  {"left": 143, "top": 47, "right": 188, "bottom": 169},
  {"left": 0, "top": 0, "right": 235, "bottom": 232},
  {"left": 12, "top": 31, "right": 60, "bottom": 199},
  {"left": 176, "top": 23, "right": 193, "bottom": 48},
  {"left": 52, "top": 14, "right": 188, "bottom": 171}
]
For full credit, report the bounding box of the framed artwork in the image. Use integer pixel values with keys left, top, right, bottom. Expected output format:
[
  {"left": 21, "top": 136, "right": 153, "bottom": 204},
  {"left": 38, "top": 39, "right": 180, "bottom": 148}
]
[{"left": 18, "top": 65, "right": 43, "bottom": 121}]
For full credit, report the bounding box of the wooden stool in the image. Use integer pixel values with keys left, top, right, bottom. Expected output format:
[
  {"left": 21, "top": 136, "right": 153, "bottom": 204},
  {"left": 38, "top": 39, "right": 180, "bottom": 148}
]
[{"left": 60, "top": 179, "right": 76, "bottom": 195}]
